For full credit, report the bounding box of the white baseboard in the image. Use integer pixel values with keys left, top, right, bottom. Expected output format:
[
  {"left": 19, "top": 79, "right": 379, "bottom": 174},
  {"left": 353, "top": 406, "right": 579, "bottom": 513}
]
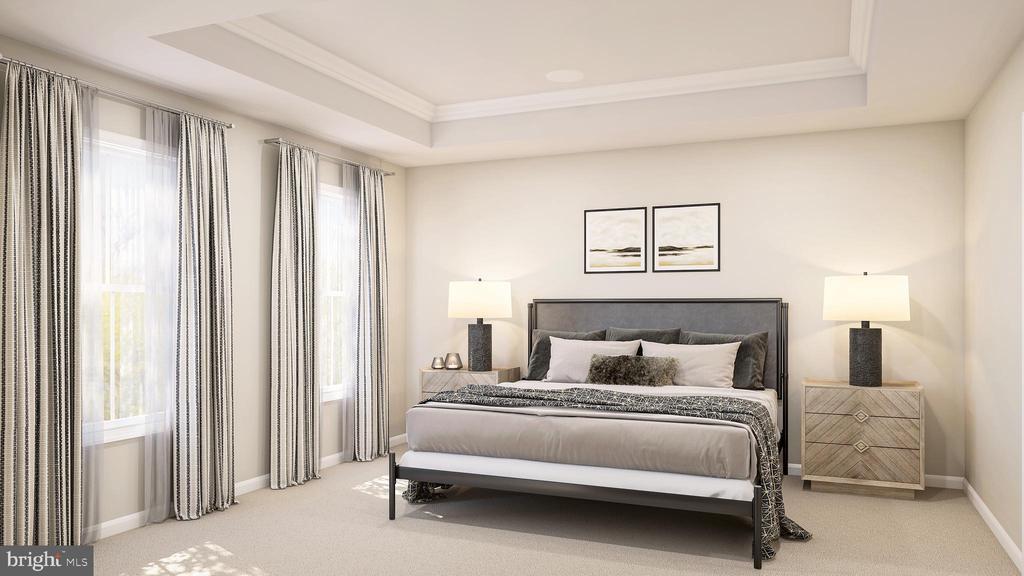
[
  {"left": 787, "top": 464, "right": 965, "bottom": 490},
  {"left": 84, "top": 511, "right": 147, "bottom": 542},
  {"left": 390, "top": 433, "right": 407, "bottom": 447},
  {"left": 965, "top": 480, "right": 1023, "bottom": 572},
  {"left": 925, "top": 474, "right": 965, "bottom": 489},
  {"left": 320, "top": 451, "right": 345, "bottom": 468},
  {"left": 235, "top": 473, "right": 269, "bottom": 495}
]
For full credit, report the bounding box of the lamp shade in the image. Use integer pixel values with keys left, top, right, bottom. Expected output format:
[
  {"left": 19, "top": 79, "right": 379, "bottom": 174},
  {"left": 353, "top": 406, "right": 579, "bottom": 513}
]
[
  {"left": 448, "top": 280, "right": 512, "bottom": 319},
  {"left": 823, "top": 274, "right": 910, "bottom": 322}
]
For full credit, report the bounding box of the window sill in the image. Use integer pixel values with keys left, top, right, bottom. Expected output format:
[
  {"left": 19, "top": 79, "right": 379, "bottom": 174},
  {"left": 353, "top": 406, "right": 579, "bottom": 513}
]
[
  {"left": 84, "top": 415, "right": 148, "bottom": 444},
  {"left": 322, "top": 387, "right": 345, "bottom": 403}
]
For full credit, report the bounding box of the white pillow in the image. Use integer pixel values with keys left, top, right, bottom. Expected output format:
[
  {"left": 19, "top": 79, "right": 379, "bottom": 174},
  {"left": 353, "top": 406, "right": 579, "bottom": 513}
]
[
  {"left": 545, "top": 337, "right": 641, "bottom": 383},
  {"left": 640, "top": 340, "right": 741, "bottom": 388}
]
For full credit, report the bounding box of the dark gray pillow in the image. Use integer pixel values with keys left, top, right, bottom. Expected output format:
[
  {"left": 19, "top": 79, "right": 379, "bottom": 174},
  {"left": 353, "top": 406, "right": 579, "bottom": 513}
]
[
  {"left": 526, "top": 329, "right": 607, "bottom": 380},
  {"left": 606, "top": 327, "right": 681, "bottom": 350},
  {"left": 678, "top": 330, "right": 769, "bottom": 389},
  {"left": 586, "top": 354, "right": 677, "bottom": 387}
]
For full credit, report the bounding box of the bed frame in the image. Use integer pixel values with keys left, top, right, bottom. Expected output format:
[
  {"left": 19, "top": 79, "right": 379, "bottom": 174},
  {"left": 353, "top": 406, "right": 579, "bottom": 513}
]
[{"left": 388, "top": 298, "right": 789, "bottom": 569}]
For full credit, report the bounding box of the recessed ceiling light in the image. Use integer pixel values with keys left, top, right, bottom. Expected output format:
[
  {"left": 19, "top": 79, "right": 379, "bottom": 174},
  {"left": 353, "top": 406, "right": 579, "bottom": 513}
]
[{"left": 545, "top": 69, "right": 585, "bottom": 83}]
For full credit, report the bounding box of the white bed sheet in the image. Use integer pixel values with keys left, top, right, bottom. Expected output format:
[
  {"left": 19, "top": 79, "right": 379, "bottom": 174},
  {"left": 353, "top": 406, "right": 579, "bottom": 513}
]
[{"left": 399, "top": 450, "right": 755, "bottom": 502}]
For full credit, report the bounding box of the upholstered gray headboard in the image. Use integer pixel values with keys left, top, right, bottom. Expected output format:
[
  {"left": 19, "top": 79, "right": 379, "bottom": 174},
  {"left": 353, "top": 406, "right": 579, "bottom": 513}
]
[
  {"left": 526, "top": 298, "right": 789, "bottom": 470},
  {"left": 527, "top": 298, "right": 788, "bottom": 397}
]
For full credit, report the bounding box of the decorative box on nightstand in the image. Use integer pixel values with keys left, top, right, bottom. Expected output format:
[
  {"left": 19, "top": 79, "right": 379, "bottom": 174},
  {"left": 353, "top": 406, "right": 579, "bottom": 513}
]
[
  {"left": 802, "top": 378, "right": 925, "bottom": 499},
  {"left": 419, "top": 367, "right": 521, "bottom": 402}
]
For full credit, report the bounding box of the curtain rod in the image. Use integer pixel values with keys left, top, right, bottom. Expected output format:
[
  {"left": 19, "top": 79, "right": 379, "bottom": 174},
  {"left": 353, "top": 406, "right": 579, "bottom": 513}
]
[
  {"left": 263, "top": 138, "right": 395, "bottom": 176},
  {"left": 0, "top": 54, "right": 235, "bottom": 130}
]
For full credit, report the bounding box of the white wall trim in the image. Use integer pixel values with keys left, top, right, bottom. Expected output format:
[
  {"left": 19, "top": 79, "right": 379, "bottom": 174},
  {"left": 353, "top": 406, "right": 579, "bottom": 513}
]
[
  {"left": 848, "top": 0, "right": 875, "bottom": 70},
  {"left": 787, "top": 464, "right": 965, "bottom": 490},
  {"left": 966, "top": 480, "right": 1024, "bottom": 572},
  {"left": 235, "top": 473, "right": 270, "bottom": 496},
  {"left": 84, "top": 511, "right": 147, "bottom": 542},
  {"left": 219, "top": 11, "right": 872, "bottom": 123},
  {"left": 433, "top": 57, "right": 863, "bottom": 122},
  {"left": 219, "top": 18, "right": 436, "bottom": 121}
]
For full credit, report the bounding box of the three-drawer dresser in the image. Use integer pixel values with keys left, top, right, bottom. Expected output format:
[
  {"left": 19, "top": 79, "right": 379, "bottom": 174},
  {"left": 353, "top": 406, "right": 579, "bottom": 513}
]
[
  {"left": 419, "top": 367, "right": 521, "bottom": 402},
  {"left": 801, "top": 378, "right": 925, "bottom": 499}
]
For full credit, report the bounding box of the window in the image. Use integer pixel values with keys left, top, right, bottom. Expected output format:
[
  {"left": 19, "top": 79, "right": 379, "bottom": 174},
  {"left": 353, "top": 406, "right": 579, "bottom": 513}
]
[
  {"left": 82, "top": 98, "right": 179, "bottom": 442},
  {"left": 84, "top": 131, "right": 148, "bottom": 438},
  {"left": 318, "top": 181, "right": 355, "bottom": 402}
]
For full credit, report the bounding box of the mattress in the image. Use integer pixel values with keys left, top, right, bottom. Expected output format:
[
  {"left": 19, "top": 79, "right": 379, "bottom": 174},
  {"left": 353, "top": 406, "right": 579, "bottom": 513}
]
[
  {"left": 399, "top": 451, "right": 756, "bottom": 501},
  {"left": 406, "top": 381, "right": 778, "bottom": 481}
]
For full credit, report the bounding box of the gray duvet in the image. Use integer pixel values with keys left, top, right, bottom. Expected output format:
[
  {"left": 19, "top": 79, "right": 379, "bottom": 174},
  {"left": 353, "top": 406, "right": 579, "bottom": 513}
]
[{"left": 407, "top": 382, "right": 778, "bottom": 480}]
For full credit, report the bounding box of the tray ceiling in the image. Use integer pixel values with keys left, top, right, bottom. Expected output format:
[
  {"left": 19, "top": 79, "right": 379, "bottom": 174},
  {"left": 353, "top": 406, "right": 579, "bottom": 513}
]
[{"left": 0, "top": 0, "right": 1021, "bottom": 166}]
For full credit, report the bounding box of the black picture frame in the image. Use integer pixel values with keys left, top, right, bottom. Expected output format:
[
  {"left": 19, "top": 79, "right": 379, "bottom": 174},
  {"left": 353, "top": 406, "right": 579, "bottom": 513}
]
[
  {"left": 583, "top": 207, "right": 648, "bottom": 274},
  {"left": 651, "top": 203, "right": 721, "bottom": 273}
]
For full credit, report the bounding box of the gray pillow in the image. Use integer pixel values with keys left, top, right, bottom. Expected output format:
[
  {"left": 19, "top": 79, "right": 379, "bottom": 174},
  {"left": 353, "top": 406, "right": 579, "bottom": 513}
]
[
  {"left": 678, "top": 330, "right": 769, "bottom": 390},
  {"left": 586, "top": 354, "right": 678, "bottom": 387},
  {"left": 526, "top": 329, "right": 606, "bottom": 380},
  {"left": 606, "top": 327, "right": 682, "bottom": 353}
]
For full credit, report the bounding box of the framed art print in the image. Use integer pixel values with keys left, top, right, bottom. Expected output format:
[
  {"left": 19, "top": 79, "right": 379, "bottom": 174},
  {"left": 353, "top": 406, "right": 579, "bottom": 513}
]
[
  {"left": 584, "top": 207, "right": 647, "bottom": 273},
  {"left": 652, "top": 203, "right": 720, "bottom": 272}
]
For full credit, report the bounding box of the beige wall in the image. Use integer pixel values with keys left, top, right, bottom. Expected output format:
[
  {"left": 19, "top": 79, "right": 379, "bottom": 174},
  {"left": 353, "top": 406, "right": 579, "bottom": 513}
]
[
  {"left": 965, "top": 37, "right": 1024, "bottom": 548},
  {"left": 0, "top": 35, "right": 408, "bottom": 524},
  {"left": 406, "top": 122, "right": 966, "bottom": 478}
]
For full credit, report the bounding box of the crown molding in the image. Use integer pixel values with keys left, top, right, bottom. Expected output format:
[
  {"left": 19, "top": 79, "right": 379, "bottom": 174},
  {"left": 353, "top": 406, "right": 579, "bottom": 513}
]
[
  {"left": 219, "top": 18, "right": 436, "bottom": 121},
  {"left": 220, "top": 2, "right": 873, "bottom": 123},
  {"left": 433, "top": 56, "right": 863, "bottom": 122}
]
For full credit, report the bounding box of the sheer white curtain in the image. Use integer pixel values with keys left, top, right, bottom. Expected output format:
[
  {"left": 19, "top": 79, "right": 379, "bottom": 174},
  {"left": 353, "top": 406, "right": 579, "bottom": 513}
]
[
  {"left": 80, "top": 96, "right": 179, "bottom": 538},
  {"left": 319, "top": 164, "right": 359, "bottom": 462}
]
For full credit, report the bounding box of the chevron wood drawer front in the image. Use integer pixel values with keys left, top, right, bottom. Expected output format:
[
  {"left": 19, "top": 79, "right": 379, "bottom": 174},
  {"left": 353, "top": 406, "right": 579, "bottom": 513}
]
[
  {"left": 804, "top": 443, "right": 921, "bottom": 485},
  {"left": 804, "top": 386, "right": 920, "bottom": 418},
  {"left": 802, "top": 379, "right": 925, "bottom": 496},
  {"left": 804, "top": 413, "right": 920, "bottom": 449}
]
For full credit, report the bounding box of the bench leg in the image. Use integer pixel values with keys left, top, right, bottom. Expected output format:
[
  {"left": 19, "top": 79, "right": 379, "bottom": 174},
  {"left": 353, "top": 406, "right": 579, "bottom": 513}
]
[
  {"left": 388, "top": 452, "right": 396, "bottom": 520},
  {"left": 753, "top": 484, "right": 763, "bottom": 569}
]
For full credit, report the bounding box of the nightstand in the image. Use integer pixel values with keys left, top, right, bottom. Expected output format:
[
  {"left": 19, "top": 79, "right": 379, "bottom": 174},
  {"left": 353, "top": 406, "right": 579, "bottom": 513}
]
[
  {"left": 419, "top": 367, "right": 521, "bottom": 402},
  {"left": 801, "top": 378, "right": 925, "bottom": 499}
]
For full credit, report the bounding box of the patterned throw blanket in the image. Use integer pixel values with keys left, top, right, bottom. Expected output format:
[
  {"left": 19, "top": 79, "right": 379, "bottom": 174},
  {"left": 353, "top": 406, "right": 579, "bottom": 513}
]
[{"left": 404, "top": 385, "right": 810, "bottom": 559}]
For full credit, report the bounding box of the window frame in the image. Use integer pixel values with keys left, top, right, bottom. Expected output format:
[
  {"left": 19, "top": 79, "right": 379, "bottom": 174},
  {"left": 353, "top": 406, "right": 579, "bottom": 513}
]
[
  {"left": 318, "top": 182, "right": 349, "bottom": 404},
  {"left": 88, "top": 129, "right": 152, "bottom": 442}
]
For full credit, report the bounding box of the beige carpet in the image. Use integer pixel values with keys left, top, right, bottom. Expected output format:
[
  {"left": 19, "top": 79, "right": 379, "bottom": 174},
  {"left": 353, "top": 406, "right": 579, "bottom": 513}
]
[{"left": 94, "top": 454, "right": 1017, "bottom": 576}]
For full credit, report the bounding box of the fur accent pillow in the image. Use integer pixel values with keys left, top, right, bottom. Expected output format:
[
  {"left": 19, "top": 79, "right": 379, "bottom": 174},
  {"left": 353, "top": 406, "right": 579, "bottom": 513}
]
[{"left": 586, "top": 354, "right": 678, "bottom": 387}]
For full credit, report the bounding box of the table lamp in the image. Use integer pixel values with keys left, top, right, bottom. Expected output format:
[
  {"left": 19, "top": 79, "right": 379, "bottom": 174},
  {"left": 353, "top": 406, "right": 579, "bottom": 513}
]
[
  {"left": 823, "top": 272, "right": 910, "bottom": 386},
  {"left": 448, "top": 279, "right": 512, "bottom": 371}
]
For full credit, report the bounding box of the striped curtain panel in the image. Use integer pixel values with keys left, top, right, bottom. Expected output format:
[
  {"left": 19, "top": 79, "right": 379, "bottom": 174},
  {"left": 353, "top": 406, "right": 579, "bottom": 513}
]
[
  {"left": 353, "top": 167, "right": 389, "bottom": 462},
  {"left": 173, "top": 114, "right": 235, "bottom": 520},
  {"left": 270, "top": 144, "right": 320, "bottom": 489},
  {"left": 0, "top": 63, "right": 82, "bottom": 545}
]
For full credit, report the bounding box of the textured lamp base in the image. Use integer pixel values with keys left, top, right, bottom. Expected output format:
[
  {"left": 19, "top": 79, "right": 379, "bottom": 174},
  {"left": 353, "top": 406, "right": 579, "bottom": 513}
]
[
  {"left": 849, "top": 327, "right": 882, "bottom": 386},
  {"left": 468, "top": 322, "right": 492, "bottom": 372}
]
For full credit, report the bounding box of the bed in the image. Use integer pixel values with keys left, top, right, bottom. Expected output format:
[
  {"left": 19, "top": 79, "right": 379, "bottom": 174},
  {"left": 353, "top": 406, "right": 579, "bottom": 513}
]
[{"left": 388, "top": 298, "right": 790, "bottom": 569}]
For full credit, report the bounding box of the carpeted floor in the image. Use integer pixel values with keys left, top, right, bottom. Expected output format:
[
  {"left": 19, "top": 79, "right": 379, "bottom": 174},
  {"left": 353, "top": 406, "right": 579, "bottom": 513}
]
[{"left": 94, "top": 452, "right": 1017, "bottom": 576}]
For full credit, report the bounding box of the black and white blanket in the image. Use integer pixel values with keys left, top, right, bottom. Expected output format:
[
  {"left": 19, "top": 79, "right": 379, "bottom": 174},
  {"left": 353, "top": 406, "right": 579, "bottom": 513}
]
[{"left": 403, "top": 384, "right": 810, "bottom": 560}]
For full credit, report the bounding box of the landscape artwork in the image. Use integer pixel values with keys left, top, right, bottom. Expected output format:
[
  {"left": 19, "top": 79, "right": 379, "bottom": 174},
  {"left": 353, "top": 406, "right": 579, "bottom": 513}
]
[
  {"left": 584, "top": 207, "right": 647, "bottom": 273},
  {"left": 653, "top": 203, "right": 720, "bottom": 272}
]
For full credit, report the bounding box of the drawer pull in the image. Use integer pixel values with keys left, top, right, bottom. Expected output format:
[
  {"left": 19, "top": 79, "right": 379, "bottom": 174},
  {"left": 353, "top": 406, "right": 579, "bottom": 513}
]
[
  {"left": 854, "top": 410, "right": 870, "bottom": 423},
  {"left": 854, "top": 440, "right": 870, "bottom": 453}
]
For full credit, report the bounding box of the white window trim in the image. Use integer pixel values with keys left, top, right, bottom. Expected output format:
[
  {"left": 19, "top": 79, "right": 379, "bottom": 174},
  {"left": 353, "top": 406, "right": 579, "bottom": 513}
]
[
  {"left": 85, "top": 415, "right": 147, "bottom": 444},
  {"left": 319, "top": 181, "right": 350, "bottom": 404},
  {"left": 322, "top": 386, "right": 345, "bottom": 403}
]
